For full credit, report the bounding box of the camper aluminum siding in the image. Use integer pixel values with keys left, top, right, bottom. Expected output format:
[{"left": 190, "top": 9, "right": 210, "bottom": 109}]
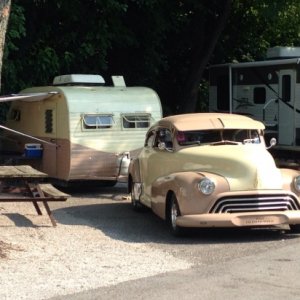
[
  {"left": 209, "top": 58, "right": 300, "bottom": 148},
  {"left": 4, "top": 85, "right": 162, "bottom": 182}
]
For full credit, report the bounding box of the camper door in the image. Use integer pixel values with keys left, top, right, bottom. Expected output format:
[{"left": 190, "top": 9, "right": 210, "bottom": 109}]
[{"left": 278, "top": 69, "right": 296, "bottom": 145}]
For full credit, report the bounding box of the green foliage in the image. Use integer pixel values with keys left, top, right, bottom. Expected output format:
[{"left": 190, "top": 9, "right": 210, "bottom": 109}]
[
  {"left": 2, "top": 0, "right": 300, "bottom": 114},
  {"left": 2, "top": 2, "right": 26, "bottom": 92},
  {"left": 2, "top": 0, "right": 129, "bottom": 91},
  {"left": 214, "top": 0, "right": 300, "bottom": 64}
]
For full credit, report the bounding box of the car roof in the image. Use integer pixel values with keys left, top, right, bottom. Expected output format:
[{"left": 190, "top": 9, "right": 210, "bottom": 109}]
[{"left": 154, "top": 113, "right": 265, "bottom": 131}]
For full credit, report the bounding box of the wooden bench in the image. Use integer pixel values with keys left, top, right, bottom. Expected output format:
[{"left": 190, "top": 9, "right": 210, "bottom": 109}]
[
  {"left": 0, "top": 165, "right": 70, "bottom": 226},
  {"left": 33, "top": 183, "right": 69, "bottom": 200}
]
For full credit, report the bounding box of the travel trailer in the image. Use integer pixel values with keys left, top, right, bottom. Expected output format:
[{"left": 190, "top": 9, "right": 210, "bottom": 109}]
[
  {"left": 209, "top": 47, "right": 300, "bottom": 167},
  {"left": 0, "top": 74, "right": 162, "bottom": 186}
]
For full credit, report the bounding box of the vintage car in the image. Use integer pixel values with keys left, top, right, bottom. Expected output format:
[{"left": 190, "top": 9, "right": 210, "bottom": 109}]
[{"left": 128, "top": 113, "right": 300, "bottom": 236}]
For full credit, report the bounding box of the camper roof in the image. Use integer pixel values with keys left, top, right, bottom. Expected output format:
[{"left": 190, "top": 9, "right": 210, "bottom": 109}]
[
  {"left": 210, "top": 47, "right": 300, "bottom": 70},
  {"left": 210, "top": 57, "right": 300, "bottom": 69},
  {"left": 53, "top": 74, "right": 105, "bottom": 86}
]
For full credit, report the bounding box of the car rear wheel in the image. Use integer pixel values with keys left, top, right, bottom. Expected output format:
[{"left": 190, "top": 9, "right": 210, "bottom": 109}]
[{"left": 167, "top": 194, "right": 185, "bottom": 236}]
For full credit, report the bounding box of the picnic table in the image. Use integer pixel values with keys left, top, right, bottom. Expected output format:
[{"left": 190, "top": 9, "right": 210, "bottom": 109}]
[{"left": 0, "top": 165, "right": 69, "bottom": 226}]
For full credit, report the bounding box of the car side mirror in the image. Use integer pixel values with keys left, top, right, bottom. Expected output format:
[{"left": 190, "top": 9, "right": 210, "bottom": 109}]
[{"left": 267, "top": 137, "right": 277, "bottom": 149}]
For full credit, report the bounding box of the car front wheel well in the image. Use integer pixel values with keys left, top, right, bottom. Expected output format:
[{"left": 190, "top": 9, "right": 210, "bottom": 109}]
[
  {"left": 165, "top": 190, "right": 175, "bottom": 219},
  {"left": 165, "top": 191, "right": 185, "bottom": 236}
]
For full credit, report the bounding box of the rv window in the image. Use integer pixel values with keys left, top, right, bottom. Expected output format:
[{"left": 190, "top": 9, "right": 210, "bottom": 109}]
[
  {"left": 82, "top": 114, "right": 114, "bottom": 129},
  {"left": 217, "top": 75, "right": 229, "bottom": 111},
  {"left": 253, "top": 87, "right": 266, "bottom": 104},
  {"left": 122, "top": 114, "right": 150, "bottom": 129},
  {"left": 282, "top": 75, "right": 291, "bottom": 102}
]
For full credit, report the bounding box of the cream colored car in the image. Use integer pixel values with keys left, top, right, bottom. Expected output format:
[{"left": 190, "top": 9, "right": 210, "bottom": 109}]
[{"left": 128, "top": 113, "right": 300, "bottom": 236}]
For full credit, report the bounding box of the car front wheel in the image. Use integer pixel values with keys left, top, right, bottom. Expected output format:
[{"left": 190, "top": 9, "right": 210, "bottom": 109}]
[
  {"left": 131, "top": 182, "right": 144, "bottom": 212},
  {"left": 167, "top": 194, "right": 185, "bottom": 236}
]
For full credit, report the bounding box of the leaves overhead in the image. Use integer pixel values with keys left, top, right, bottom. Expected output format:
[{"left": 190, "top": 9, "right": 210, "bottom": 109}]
[{"left": 2, "top": 0, "right": 300, "bottom": 113}]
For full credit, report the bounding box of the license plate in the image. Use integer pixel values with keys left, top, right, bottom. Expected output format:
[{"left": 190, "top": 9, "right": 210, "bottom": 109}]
[{"left": 233, "top": 215, "right": 287, "bottom": 226}]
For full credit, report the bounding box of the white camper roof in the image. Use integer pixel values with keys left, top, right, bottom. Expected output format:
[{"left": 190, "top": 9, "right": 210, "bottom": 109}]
[
  {"left": 14, "top": 84, "right": 161, "bottom": 116},
  {"left": 0, "top": 74, "right": 161, "bottom": 115},
  {"left": 210, "top": 47, "right": 300, "bottom": 70},
  {"left": 210, "top": 57, "right": 300, "bottom": 69}
]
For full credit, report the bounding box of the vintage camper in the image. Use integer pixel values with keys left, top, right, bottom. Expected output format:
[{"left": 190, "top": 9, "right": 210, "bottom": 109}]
[
  {"left": 0, "top": 74, "right": 162, "bottom": 186},
  {"left": 209, "top": 47, "right": 300, "bottom": 166}
]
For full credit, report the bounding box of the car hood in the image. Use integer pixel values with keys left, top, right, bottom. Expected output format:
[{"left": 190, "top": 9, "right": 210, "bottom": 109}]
[{"left": 178, "top": 144, "right": 282, "bottom": 191}]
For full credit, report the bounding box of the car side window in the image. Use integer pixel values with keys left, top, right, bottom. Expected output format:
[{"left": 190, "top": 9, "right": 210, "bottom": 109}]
[
  {"left": 154, "top": 129, "right": 173, "bottom": 149},
  {"left": 145, "top": 131, "right": 156, "bottom": 147}
]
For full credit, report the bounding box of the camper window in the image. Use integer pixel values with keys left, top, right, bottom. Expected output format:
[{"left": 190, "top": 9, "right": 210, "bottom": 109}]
[
  {"left": 122, "top": 114, "right": 151, "bottom": 129},
  {"left": 216, "top": 75, "right": 229, "bottom": 111},
  {"left": 82, "top": 114, "right": 114, "bottom": 129},
  {"left": 253, "top": 87, "right": 266, "bottom": 104},
  {"left": 45, "top": 109, "right": 53, "bottom": 133}
]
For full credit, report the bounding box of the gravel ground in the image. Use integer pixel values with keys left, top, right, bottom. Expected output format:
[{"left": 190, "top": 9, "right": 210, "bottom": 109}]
[{"left": 0, "top": 194, "right": 192, "bottom": 300}]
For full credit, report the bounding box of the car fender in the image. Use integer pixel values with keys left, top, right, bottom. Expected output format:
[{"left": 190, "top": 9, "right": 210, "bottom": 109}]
[
  {"left": 151, "top": 171, "right": 230, "bottom": 220},
  {"left": 128, "top": 158, "right": 141, "bottom": 192},
  {"left": 280, "top": 168, "right": 300, "bottom": 196}
]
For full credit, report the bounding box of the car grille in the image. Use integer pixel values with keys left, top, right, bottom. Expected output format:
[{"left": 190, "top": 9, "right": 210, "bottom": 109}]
[{"left": 209, "top": 194, "right": 300, "bottom": 213}]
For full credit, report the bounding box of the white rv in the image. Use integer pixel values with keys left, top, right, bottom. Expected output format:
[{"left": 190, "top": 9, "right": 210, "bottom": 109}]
[
  {"left": 0, "top": 74, "right": 163, "bottom": 186},
  {"left": 209, "top": 47, "right": 300, "bottom": 166}
]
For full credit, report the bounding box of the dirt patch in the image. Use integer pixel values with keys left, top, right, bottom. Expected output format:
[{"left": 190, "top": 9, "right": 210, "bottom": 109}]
[
  {"left": 0, "top": 198, "right": 191, "bottom": 300},
  {"left": 0, "top": 240, "right": 22, "bottom": 259}
]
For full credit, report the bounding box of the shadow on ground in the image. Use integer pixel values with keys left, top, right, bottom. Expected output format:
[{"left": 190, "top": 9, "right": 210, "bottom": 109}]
[{"left": 51, "top": 184, "right": 299, "bottom": 245}]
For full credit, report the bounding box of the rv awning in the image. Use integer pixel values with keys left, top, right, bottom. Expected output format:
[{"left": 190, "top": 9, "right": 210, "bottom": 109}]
[
  {"left": 0, "top": 125, "right": 56, "bottom": 146},
  {"left": 0, "top": 92, "right": 58, "bottom": 103}
]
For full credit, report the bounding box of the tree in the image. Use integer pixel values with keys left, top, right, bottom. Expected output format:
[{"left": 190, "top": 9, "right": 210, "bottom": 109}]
[
  {"left": 106, "top": 0, "right": 232, "bottom": 114},
  {"left": 213, "top": 0, "right": 300, "bottom": 64},
  {"left": 2, "top": 0, "right": 128, "bottom": 93},
  {"left": 0, "top": 0, "right": 11, "bottom": 91},
  {"left": 3, "top": 0, "right": 300, "bottom": 114},
  {"left": 179, "top": 0, "right": 231, "bottom": 113}
]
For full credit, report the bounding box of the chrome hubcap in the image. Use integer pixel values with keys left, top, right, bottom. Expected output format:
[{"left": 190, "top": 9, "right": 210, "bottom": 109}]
[
  {"left": 171, "top": 202, "right": 178, "bottom": 229},
  {"left": 132, "top": 182, "right": 142, "bottom": 200}
]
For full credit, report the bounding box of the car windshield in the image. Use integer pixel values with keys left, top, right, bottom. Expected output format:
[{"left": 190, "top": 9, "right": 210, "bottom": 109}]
[{"left": 176, "top": 129, "right": 261, "bottom": 146}]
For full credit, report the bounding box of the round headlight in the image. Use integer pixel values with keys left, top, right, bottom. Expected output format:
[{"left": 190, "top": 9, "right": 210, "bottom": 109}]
[
  {"left": 198, "top": 178, "right": 215, "bottom": 195},
  {"left": 294, "top": 176, "right": 300, "bottom": 192}
]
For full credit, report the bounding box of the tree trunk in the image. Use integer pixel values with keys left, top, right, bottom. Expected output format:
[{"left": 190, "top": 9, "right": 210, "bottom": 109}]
[
  {"left": 0, "top": 0, "right": 11, "bottom": 92},
  {"left": 180, "top": 0, "right": 231, "bottom": 113}
]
